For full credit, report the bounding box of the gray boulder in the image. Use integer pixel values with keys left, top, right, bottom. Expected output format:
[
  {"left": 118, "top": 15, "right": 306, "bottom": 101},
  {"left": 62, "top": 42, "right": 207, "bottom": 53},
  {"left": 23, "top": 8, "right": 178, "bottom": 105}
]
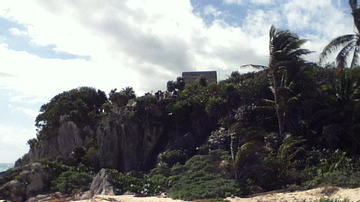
[
  {"left": 0, "top": 180, "right": 26, "bottom": 202},
  {"left": 90, "top": 168, "right": 115, "bottom": 195}
]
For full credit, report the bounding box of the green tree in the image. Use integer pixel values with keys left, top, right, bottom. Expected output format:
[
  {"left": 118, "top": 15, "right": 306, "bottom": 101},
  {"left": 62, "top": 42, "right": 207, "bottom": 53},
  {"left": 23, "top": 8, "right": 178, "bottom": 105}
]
[
  {"left": 310, "top": 67, "right": 360, "bottom": 152},
  {"left": 196, "top": 75, "right": 208, "bottom": 87},
  {"left": 35, "top": 87, "right": 107, "bottom": 140},
  {"left": 121, "top": 86, "right": 136, "bottom": 99},
  {"left": 109, "top": 86, "right": 136, "bottom": 111},
  {"left": 320, "top": 0, "right": 360, "bottom": 73},
  {"left": 268, "top": 25, "right": 313, "bottom": 144}
]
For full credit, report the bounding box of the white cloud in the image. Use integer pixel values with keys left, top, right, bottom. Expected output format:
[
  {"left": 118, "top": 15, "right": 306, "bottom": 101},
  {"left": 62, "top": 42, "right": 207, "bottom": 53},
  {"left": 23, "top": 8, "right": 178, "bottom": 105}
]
[
  {"left": 8, "top": 27, "right": 27, "bottom": 36},
  {"left": 280, "top": 0, "right": 353, "bottom": 63},
  {"left": 0, "top": 124, "right": 33, "bottom": 162},
  {"left": 10, "top": 95, "right": 46, "bottom": 104},
  {"left": 242, "top": 9, "right": 278, "bottom": 37},
  {"left": 0, "top": 0, "right": 275, "bottom": 97},
  {"left": 18, "top": 108, "right": 39, "bottom": 118},
  {"left": 0, "top": 0, "right": 353, "bottom": 96},
  {"left": 283, "top": 0, "right": 352, "bottom": 37},
  {"left": 8, "top": 104, "right": 39, "bottom": 118},
  {"left": 0, "top": 43, "right": 139, "bottom": 97},
  {"left": 223, "top": 0, "right": 271, "bottom": 4},
  {"left": 204, "top": 5, "right": 222, "bottom": 17}
]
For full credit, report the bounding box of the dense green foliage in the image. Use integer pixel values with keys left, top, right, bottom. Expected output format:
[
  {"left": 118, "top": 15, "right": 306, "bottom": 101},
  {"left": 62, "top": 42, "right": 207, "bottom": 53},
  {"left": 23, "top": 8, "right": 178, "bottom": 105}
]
[
  {"left": 35, "top": 158, "right": 94, "bottom": 194},
  {"left": 51, "top": 169, "right": 93, "bottom": 193},
  {"left": 35, "top": 87, "right": 107, "bottom": 140},
  {"left": 166, "top": 152, "right": 240, "bottom": 201}
]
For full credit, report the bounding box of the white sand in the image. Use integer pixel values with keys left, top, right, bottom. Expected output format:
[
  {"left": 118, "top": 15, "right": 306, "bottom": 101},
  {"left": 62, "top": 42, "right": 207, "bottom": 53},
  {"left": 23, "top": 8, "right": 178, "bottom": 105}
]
[{"left": 75, "top": 187, "right": 360, "bottom": 202}]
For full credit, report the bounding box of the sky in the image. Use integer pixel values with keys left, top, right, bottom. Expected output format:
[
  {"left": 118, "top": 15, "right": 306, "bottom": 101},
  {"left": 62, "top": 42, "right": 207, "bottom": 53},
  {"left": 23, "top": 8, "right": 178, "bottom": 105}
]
[{"left": 0, "top": 0, "right": 354, "bottom": 163}]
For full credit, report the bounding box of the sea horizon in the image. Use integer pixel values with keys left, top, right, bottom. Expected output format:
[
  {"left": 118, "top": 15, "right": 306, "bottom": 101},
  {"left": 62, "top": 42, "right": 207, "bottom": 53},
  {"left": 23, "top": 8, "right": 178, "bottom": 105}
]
[{"left": 0, "top": 163, "right": 14, "bottom": 172}]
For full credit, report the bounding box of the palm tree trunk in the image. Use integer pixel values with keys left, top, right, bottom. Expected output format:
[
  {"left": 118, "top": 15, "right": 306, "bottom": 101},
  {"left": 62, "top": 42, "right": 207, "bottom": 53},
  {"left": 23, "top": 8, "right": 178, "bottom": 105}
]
[{"left": 272, "top": 72, "right": 284, "bottom": 146}]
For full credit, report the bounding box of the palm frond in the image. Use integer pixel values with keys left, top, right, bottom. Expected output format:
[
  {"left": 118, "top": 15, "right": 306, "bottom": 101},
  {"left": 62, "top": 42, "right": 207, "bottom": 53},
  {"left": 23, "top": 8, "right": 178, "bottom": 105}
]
[
  {"left": 288, "top": 49, "right": 314, "bottom": 59},
  {"left": 269, "top": 25, "right": 277, "bottom": 41},
  {"left": 277, "top": 134, "right": 306, "bottom": 161},
  {"left": 350, "top": 0, "right": 358, "bottom": 10},
  {"left": 320, "top": 34, "right": 356, "bottom": 63},
  {"left": 351, "top": 42, "right": 360, "bottom": 68},
  {"left": 234, "top": 140, "right": 261, "bottom": 165},
  {"left": 263, "top": 99, "right": 275, "bottom": 104},
  {"left": 283, "top": 39, "right": 307, "bottom": 55},
  {"left": 352, "top": 7, "right": 360, "bottom": 31},
  {"left": 336, "top": 41, "right": 356, "bottom": 71}
]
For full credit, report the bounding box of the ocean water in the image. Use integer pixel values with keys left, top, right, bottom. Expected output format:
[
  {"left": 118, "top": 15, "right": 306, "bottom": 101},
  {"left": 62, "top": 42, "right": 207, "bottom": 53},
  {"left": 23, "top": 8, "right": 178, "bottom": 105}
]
[{"left": 0, "top": 163, "right": 14, "bottom": 172}]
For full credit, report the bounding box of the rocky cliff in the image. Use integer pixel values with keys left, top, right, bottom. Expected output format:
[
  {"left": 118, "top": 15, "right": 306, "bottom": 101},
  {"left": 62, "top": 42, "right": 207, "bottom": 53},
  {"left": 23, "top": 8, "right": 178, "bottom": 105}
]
[{"left": 24, "top": 105, "right": 215, "bottom": 173}]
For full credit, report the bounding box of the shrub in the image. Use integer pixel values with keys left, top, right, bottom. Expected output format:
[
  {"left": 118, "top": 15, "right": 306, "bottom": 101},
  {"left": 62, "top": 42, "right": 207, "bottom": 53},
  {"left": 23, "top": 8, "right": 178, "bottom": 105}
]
[
  {"left": 158, "top": 150, "right": 188, "bottom": 167},
  {"left": 35, "top": 158, "right": 69, "bottom": 177},
  {"left": 51, "top": 169, "right": 93, "bottom": 193},
  {"left": 108, "top": 169, "right": 161, "bottom": 195},
  {"left": 167, "top": 154, "right": 240, "bottom": 201},
  {"left": 149, "top": 162, "right": 170, "bottom": 177},
  {"left": 72, "top": 146, "right": 86, "bottom": 164},
  {"left": 285, "top": 149, "right": 360, "bottom": 191},
  {"left": 170, "top": 162, "right": 185, "bottom": 176},
  {"left": 82, "top": 147, "right": 98, "bottom": 169},
  {"left": 167, "top": 173, "right": 239, "bottom": 201}
]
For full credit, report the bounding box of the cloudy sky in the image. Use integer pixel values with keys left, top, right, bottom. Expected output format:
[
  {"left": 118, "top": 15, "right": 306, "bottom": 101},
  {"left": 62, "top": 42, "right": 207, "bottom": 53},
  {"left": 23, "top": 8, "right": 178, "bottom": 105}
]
[{"left": 0, "top": 0, "right": 354, "bottom": 163}]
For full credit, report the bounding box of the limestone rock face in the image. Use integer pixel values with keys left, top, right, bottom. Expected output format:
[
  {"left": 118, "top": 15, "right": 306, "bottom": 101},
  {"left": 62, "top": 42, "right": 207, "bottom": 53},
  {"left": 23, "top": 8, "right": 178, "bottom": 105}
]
[
  {"left": 96, "top": 114, "right": 166, "bottom": 172},
  {"left": 57, "top": 121, "right": 82, "bottom": 156},
  {"left": 27, "top": 121, "right": 96, "bottom": 165},
  {"left": 90, "top": 168, "right": 115, "bottom": 195},
  {"left": 23, "top": 163, "right": 53, "bottom": 198},
  {"left": 23, "top": 105, "right": 214, "bottom": 173},
  {"left": 167, "top": 132, "right": 196, "bottom": 156}
]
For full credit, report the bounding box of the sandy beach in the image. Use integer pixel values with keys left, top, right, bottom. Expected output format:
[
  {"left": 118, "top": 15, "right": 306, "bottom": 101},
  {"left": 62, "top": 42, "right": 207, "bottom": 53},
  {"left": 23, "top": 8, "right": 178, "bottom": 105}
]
[{"left": 74, "top": 186, "right": 360, "bottom": 202}]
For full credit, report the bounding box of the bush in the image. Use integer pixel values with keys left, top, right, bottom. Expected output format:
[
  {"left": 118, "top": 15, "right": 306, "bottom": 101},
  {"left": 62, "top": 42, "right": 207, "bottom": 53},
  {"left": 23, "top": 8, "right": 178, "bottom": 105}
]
[
  {"left": 149, "top": 162, "right": 170, "bottom": 177},
  {"left": 108, "top": 169, "right": 161, "bottom": 195},
  {"left": 51, "top": 169, "right": 93, "bottom": 193},
  {"left": 158, "top": 150, "right": 188, "bottom": 167},
  {"left": 167, "top": 154, "right": 240, "bottom": 201},
  {"left": 36, "top": 158, "right": 69, "bottom": 177},
  {"left": 170, "top": 163, "right": 185, "bottom": 176},
  {"left": 285, "top": 149, "right": 360, "bottom": 191},
  {"left": 82, "top": 147, "right": 98, "bottom": 169}
]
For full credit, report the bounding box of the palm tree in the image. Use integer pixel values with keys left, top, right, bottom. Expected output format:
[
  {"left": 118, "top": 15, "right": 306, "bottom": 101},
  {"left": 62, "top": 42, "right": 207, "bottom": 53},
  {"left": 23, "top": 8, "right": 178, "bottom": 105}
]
[
  {"left": 310, "top": 67, "right": 360, "bottom": 152},
  {"left": 121, "top": 86, "right": 136, "bottom": 99},
  {"left": 320, "top": 0, "right": 360, "bottom": 73},
  {"left": 268, "top": 25, "right": 313, "bottom": 144}
]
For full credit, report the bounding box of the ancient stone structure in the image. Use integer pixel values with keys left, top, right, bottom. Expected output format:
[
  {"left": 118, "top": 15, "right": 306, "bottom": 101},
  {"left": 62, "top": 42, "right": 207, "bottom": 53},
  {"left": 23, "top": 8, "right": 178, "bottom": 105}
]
[{"left": 182, "top": 71, "right": 217, "bottom": 85}]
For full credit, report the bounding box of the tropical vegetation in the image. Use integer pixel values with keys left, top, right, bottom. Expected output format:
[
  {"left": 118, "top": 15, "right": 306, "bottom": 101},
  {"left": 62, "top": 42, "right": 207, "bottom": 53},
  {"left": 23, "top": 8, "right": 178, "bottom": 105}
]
[{"left": 5, "top": 0, "right": 360, "bottom": 201}]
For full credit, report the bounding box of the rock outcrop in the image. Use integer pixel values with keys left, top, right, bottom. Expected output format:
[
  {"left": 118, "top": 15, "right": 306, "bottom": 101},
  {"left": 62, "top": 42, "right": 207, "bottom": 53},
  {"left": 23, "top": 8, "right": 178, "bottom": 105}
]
[
  {"left": 97, "top": 115, "right": 166, "bottom": 171},
  {"left": 0, "top": 163, "right": 53, "bottom": 202},
  {"left": 22, "top": 98, "right": 216, "bottom": 173},
  {"left": 90, "top": 169, "right": 115, "bottom": 195},
  {"left": 28, "top": 121, "right": 95, "bottom": 165},
  {"left": 0, "top": 180, "right": 26, "bottom": 202}
]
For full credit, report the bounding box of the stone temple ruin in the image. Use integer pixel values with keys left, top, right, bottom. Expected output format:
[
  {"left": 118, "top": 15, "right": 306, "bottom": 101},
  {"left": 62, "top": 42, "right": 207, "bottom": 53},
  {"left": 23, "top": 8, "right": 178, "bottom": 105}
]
[{"left": 182, "top": 71, "right": 217, "bottom": 85}]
